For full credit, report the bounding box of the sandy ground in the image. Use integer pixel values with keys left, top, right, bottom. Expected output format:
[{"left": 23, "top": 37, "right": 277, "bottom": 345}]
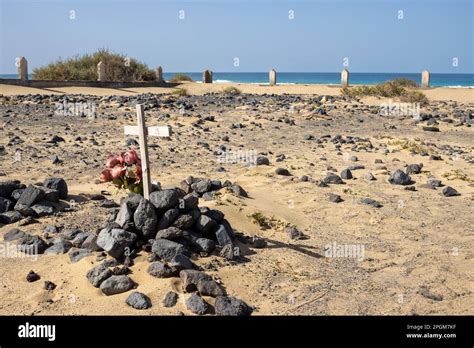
[
  {"left": 1, "top": 82, "right": 473, "bottom": 103},
  {"left": 0, "top": 83, "right": 473, "bottom": 315}
]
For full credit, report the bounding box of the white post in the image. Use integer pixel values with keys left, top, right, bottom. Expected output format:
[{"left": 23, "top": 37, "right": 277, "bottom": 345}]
[
  {"left": 269, "top": 69, "right": 277, "bottom": 86},
  {"left": 97, "top": 61, "right": 106, "bottom": 81},
  {"left": 341, "top": 69, "right": 349, "bottom": 87},
  {"left": 203, "top": 69, "right": 213, "bottom": 83},
  {"left": 18, "top": 57, "right": 28, "bottom": 81},
  {"left": 421, "top": 70, "right": 430, "bottom": 89},
  {"left": 156, "top": 66, "right": 164, "bottom": 83},
  {"left": 136, "top": 104, "right": 152, "bottom": 200}
]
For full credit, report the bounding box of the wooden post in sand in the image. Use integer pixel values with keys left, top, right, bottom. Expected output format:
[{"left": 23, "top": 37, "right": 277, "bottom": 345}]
[
  {"left": 18, "top": 57, "right": 28, "bottom": 81},
  {"left": 269, "top": 69, "right": 277, "bottom": 86},
  {"left": 156, "top": 66, "right": 164, "bottom": 83},
  {"left": 123, "top": 105, "right": 171, "bottom": 200},
  {"left": 341, "top": 69, "right": 349, "bottom": 87},
  {"left": 421, "top": 70, "right": 430, "bottom": 89},
  {"left": 97, "top": 61, "right": 106, "bottom": 81},
  {"left": 203, "top": 70, "right": 213, "bottom": 83}
]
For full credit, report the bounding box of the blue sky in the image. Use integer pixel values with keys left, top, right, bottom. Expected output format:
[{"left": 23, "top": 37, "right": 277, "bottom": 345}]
[{"left": 0, "top": 0, "right": 473, "bottom": 73}]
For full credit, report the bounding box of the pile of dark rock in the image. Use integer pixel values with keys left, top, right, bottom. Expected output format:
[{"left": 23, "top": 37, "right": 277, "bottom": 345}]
[
  {"left": 85, "top": 177, "right": 253, "bottom": 315},
  {"left": 1, "top": 176, "right": 254, "bottom": 315},
  {"left": 0, "top": 178, "right": 69, "bottom": 225}
]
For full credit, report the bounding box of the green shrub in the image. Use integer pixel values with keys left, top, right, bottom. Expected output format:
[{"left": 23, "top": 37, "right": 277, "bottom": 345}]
[
  {"left": 32, "top": 49, "right": 156, "bottom": 82},
  {"left": 169, "top": 73, "right": 193, "bottom": 83},
  {"left": 171, "top": 88, "right": 187, "bottom": 96},
  {"left": 341, "top": 78, "right": 427, "bottom": 105},
  {"left": 222, "top": 86, "right": 241, "bottom": 95}
]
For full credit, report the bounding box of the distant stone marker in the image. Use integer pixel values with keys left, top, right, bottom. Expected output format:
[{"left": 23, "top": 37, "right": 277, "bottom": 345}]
[
  {"left": 123, "top": 104, "right": 171, "bottom": 199},
  {"left": 18, "top": 57, "right": 28, "bottom": 81},
  {"left": 421, "top": 70, "right": 430, "bottom": 89},
  {"left": 341, "top": 69, "right": 349, "bottom": 87},
  {"left": 156, "top": 66, "right": 164, "bottom": 83},
  {"left": 269, "top": 69, "right": 277, "bottom": 86},
  {"left": 97, "top": 61, "right": 106, "bottom": 81},
  {"left": 203, "top": 70, "right": 213, "bottom": 83}
]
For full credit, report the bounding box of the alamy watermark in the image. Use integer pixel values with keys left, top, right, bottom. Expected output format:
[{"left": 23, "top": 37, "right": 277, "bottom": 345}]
[
  {"left": 324, "top": 241, "right": 365, "bottom": 261},
  {"left": 55, "top": 101, "right": 96, "bottom": 119},
  {"left": 379, "top": 100, "right": 420, "bottom": 118},
  {"left": 217, "top": 149, "right": 257, "bottom": 166},
  {"left": 0, "top": 242, "right": 38, "bottom": 261}
]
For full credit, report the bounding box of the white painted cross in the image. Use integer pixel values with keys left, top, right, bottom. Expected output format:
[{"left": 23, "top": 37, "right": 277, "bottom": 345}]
[{"left": 124, "top": 104, "right": 171, "bottom": 200}]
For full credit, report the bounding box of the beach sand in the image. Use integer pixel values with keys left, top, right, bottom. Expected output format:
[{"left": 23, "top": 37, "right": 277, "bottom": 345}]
[
  {"left": 0, "top": 82, "right": 473, "bottom": 315},
  {"left": 1, "top": 82, "right": 473, "bottom": 103}
]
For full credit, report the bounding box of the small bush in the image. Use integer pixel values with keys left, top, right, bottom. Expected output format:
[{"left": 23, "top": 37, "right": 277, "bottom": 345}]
[
  {"left": 169, "top": 73, "right": 193, "bottom": 83},
  {"left": 341, "top": 78, "right": 427, "bottom": 105},
  {"left": 171, "top": 88, "right": 187, "bottom": 96},
  {"left": 222, "top": 86, "right": 241, "bottom": 95},
  {"left": 32, "top": 49, "right": 156, "bottom": 82}
]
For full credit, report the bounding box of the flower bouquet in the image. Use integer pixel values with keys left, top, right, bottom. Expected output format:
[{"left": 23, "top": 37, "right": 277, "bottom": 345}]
[{"left": 100, "top": 148, "right": 143, "bottom": 194}]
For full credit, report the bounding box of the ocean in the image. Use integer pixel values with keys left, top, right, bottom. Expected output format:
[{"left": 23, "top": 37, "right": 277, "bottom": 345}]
[{"left": 1, "top": 72, "right": 473, "bottom": 87}]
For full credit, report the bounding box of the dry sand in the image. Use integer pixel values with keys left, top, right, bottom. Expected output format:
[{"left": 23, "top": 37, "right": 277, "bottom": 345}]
[
  {"left": 0, "top": 83, "right": 473, "bottom": 315},
  {"left": 1, "top": 82, "right": 473, "bottom": 103}
]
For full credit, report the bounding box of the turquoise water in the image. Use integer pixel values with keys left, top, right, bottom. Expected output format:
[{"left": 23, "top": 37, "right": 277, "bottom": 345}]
[{"left": 1, "top": 72, "right": 473, "bottom": 87}]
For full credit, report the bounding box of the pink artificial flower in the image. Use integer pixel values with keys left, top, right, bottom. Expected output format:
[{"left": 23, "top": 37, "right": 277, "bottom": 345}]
[
  {"left": 124, "top": 148, "right": 139, "bottom": 165},
  {"left": 136, "top": 164, "right": 143, "bottom": 183},
  {"left": 100, "top": 168, "right": 112, "bottom": 182},
  {"left": 110, "top": 165, "right": 127, "bottom": 180},
  {"left": 105, "top": 155, "right": 120, "bottom": 168}
]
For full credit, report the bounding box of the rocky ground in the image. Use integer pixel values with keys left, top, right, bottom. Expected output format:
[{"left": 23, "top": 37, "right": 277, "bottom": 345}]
[{"left": 0, "top": 92, "right": 473, "bottom": 315}]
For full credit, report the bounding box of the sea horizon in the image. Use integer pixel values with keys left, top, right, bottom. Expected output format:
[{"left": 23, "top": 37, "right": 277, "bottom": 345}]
[{"left": 1, "top": 72, "right": 473, "bottom": 88}]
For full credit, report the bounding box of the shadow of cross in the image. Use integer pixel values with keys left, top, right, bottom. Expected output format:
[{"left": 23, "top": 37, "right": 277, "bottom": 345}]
[{"left": 124, "top": 104, "right": 171, "bottom": 200}]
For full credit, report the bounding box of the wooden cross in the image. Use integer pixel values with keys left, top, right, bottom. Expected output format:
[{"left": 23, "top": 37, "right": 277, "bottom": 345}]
[{"left": 124, "top": 104, "right": 171, "bottom": 200}]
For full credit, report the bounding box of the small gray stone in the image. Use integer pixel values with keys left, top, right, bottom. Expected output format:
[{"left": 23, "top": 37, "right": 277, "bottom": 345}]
[
  {"left": 43, "top": 178, "right": 68, "bottom": 199},
  {"left": 133, "top": 198, "right": 158, "bottom": 239},
  {"left": 275, "top": 168, "right": 291, "bottom": 176},
  {"left": 44, "top": 239, "right": 72, "bottom": 255},
  {"left": 388, "top": 170, "right": 412, "bottom": 185},
  {"left": 157, "top": 208, "right": 180, "bottom": 230},
  {"left": 126, "top": 291, "right": 152, "bottom": 309},
  {"left": 215, "top": 224, "right": 233, "bottom": 246},
  {"left": 96, "top": 228, "right": 137, "bottom": 259},
  {"left": 147, "top": 261, "right": 176, "bottom": 278},
  {"left": 442, "top": 186, "right": 459, "bottom": 197},
  {"left": 17, "top": 234, "right": 48, "bottom": 254},
  {"left": 185, "top": 293, "right": 208, "bottom": 315},
  {"left": 214, "top": 296, "right": 253, "bottom": 316},
  {"left": 100, "top": 275, "right": 135, "bottom": 296},
  {"left": 149, "top": 189, "right": 181, "bottom": 211},
  {"left": 152, "top": 239, "right": 189, "bottom": 261},
  {"left": 340, "top": 169, "right": 353, "bottom": 180},
  {"left": 115, "top": 201, "right": 134, "bottom": 229},
  {"left": 163, "top": 291, "right": 178, "bottom": 307},
  {"left": 69, "top": 248, "right": 92, "bottom": 263},
  {"left": 180, "top": 270, "right": 212, "bottom": 292},
  {"left": 3, "top": 228, "right": 25, "bottom": 242},
  {"left": 364, "top": 172, "right": 376, "bottom": 181},
  {"left": 285, "top": 226, "right": 305, "bottom": 240},
  {"left": 197, "top": 280, "right": 226, "bottom": 297},
  {"left": 193, "top": 238, "right": 215, "bottom": 253},
  {"left": 86, "top": 264, "right": 112, "bottom": 287},
  {"left": 156, "top": 226, "right": 183, "bottom": 240},
  {"left": 324, "top": 173, "right": 344, "bottom": 185},
  {"left": 230, "top": 184, "right": 248, "bottom": 198},
  {"left": 256, "top": 156, "right": 270, "bottom": 165},
  {"left": 170, "top": 254, "right": 195, "bottom": 271},
  {"left": 328, "top": 193, "right": 343, "bottom": 203}
]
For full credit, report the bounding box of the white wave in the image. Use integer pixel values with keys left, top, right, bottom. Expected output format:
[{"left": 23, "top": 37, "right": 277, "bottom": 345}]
[
  {"left": 214, "top": 79, "right": 234, "bottom": 83},
  {"left": 444, "top": 85, "right": 474, "bottom": 89}
]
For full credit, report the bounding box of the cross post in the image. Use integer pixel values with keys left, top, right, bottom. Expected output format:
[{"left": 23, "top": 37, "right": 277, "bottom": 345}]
[{"left": 123, "top": 104, "right": 171, "bottom": 200}]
